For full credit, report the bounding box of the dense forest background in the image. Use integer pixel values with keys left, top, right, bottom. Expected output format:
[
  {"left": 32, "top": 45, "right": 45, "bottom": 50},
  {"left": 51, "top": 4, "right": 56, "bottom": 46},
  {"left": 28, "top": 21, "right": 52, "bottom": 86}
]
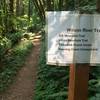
[{"left": 0, "top": 0, "right": 100, "bottom": 100}]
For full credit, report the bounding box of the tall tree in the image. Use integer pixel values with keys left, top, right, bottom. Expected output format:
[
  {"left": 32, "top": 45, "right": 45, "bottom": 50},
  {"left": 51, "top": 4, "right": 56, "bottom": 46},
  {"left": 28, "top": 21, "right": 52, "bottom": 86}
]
[{"left": 16, "top": 0, "right": 24, "bottom": 16}]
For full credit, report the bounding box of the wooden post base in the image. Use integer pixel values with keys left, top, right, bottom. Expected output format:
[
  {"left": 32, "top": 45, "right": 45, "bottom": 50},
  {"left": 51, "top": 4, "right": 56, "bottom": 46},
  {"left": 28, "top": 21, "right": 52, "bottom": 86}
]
[{"left": 68, "top": 64, "right": 89, "bottom": 100}]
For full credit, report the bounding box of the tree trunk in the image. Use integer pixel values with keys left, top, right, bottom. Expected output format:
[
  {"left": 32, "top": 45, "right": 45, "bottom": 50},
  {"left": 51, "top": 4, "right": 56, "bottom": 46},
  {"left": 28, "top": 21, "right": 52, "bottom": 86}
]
[
  {"left": 16, "top": 0, "right": 24, "bottom": 16},
  {"left": 96, "top": 0, "right": 100, "bottom": 12},
  {"left": 9, "top": 0, "right": 14, "bottom": 14}
]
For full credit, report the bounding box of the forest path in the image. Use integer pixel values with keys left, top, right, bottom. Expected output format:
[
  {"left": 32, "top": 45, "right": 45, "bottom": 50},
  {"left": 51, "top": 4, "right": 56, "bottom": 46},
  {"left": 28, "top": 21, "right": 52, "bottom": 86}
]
[{"left": 0, "top": 34, "right": 41, "bottom": 100}]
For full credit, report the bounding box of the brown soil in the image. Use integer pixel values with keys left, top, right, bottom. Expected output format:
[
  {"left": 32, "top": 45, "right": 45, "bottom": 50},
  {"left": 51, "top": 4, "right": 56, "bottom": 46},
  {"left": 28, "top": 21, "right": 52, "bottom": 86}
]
[{"left": 0, "top": 34, "right": 41, "bottom": 100}]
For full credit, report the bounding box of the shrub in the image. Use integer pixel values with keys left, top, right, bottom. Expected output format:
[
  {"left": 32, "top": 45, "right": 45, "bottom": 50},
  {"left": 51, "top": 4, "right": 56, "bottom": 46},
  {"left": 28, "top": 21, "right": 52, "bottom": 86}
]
[
  {"left": 7, "top": 32, "right": 22, "bottom": 46},
  {"left": 34, "top": 38, "right": 100, "bottom": 100},
  {"left": 34, "top": 38, "right": 69, "bottom": 100},
  {"left": 27, "top": 25, "right": 40, "bottom": 33},
  {"left": 0, "top": 40, "right": 33, "bottom": 92},
  {"left": 0, "top": 36, "right": 11, "bottom": 60}
]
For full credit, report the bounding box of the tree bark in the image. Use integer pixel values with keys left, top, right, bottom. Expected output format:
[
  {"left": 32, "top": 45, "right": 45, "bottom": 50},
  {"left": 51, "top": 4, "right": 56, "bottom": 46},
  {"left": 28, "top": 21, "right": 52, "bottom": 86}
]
[{"left": 96, "top": 0, "right": 100, "bottom": 12}]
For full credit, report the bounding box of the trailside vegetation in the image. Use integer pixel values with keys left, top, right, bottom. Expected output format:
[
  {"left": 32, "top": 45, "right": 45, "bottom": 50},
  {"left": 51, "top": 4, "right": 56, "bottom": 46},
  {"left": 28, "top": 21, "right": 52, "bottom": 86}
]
[
  {"left": 34, "top": 0, "right": 100, "bottom": 100},
  {"left": 0, "top": 0, "right": 100, "bottom": 100}
]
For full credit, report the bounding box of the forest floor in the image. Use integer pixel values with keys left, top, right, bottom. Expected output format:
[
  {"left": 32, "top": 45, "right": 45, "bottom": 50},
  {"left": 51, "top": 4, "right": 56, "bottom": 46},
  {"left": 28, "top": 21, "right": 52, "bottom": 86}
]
[{"left": 0, "top": 33, "right": 41, "bottom": 100}]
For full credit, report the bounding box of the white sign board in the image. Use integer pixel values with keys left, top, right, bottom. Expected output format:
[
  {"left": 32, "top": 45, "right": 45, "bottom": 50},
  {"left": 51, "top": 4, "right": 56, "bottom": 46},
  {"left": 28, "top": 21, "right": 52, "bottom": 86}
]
[{"left": 46, "top": 11, "right": 100, "bottom": 66}]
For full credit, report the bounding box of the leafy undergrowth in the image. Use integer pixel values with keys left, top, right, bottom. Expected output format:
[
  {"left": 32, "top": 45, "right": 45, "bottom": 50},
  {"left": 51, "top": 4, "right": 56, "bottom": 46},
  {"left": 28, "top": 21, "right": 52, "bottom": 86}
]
[
  {"left": 34, "top": 38, "right": 69, "bottom": 100},
  {"left": 34, "top": 38, "right": 100, "bottom": 100},
  {"left": 89, "top": 67, "right": 100, "bottom": 100},
  {"left": 0, "top": 40, "right": 33, "bottom": 92}
]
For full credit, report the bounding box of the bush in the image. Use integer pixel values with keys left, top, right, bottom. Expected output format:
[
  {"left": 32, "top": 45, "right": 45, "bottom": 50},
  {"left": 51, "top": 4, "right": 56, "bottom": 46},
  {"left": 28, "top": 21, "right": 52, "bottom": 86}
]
[
  {"left": 27, "top": 24, "right": 41, "bottom": 33},
  {"left": 0, "top": 40, "right": 33, "bottom": 92},
  {"left": 0, "top": 36, "right": 11, "bottom": 60},
  {"left": 34, "top": 38, "right": 69, "bottom": 100},
  {"left": 34, "top": 38, "right": 100, "bottom": 100},
  {"left": 7, "top": 32, "right": 22, "bottom": 46}
]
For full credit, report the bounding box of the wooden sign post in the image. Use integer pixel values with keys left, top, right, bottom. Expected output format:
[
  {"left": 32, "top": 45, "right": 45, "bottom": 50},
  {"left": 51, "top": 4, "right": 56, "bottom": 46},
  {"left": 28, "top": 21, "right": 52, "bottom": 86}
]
[
  {"left": 68, "top": 64, "right": 89, "bottom": 100},
  {"left": 46, "top": 2, "right": 100, "bottom": 100},
  {"left": 68, "top": 1, "right": 100, "bottom": 100}
]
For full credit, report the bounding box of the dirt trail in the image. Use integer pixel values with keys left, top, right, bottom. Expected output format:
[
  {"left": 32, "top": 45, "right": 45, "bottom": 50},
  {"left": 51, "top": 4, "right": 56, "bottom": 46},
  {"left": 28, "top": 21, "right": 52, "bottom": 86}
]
[{"left": 0, "top": 34, "right": 41, "bottom": 100}]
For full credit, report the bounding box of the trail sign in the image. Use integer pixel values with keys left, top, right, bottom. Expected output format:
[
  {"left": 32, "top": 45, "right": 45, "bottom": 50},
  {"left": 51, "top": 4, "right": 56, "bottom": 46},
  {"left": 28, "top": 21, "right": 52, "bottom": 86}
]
[{"left": 46, "top": 11, "right": 100, "bottom": 65}]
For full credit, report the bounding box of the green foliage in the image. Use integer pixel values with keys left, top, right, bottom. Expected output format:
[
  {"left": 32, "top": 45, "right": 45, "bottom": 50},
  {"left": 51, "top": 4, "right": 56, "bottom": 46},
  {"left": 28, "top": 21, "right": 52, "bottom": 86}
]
[
  {"left": 33, "top": 1, "right": 99, "bottom": 100},
  {"left": 89, "top": 93, "right": 100, "bottom": 100},
  {"left": 32, "top": 12, "right": 41, "bottom": 25},
  {"left": 48, "top": 91, "right": 67, "bottom": 100},
  {"left": 78, "top": 0, "right": 96, "bottom": 13},
  {"left": 34, "top": 38, "right": 69, "bottom": 100},
  {"left": 27, "top": 12, "right": 42, "bottom": 33},
  {"left": 16, "top": 15, "right": 30, "bottom": 31},
  {"left": 0, "top": 25, "right": 5, "bottom": 34},
  {"left": 34, "top": 37, "right": 100, "bottom": 100},
  {"left": 0, "top": 36, "right": 11, "bottom": 60},
  {"left": 89, "top": 67, "right": 100, "bottom": 99},
  {"left": 6, "top": 32, "right": 22, "bottom": 46},
  {"left": 0, "top": 40, "right": 33, "bottom": 92}
]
